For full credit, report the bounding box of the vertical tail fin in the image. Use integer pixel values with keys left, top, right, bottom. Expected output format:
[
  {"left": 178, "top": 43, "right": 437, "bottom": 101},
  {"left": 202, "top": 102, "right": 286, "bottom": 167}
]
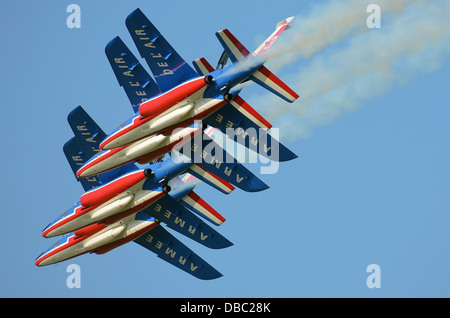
[
  {"left": 105, "top": 36, "right": 161, "bottom": 113},
  {"left": 249, "top": 65, "right": 299, "bottom": 102},
  {"left": 216, "top": 16, "right": 294, "bottom": 61},
  {"left": 65, "top": 106, "right": 139, "bottom": 189},
  {"left": 125, "top": 8, "right": 199, "bottom": 93},
  {"left": 252, "top": 17, "right": 294, "bottom": 57},
  {"left": 63, "top": 137, "right": 102, "bottom": 191}
]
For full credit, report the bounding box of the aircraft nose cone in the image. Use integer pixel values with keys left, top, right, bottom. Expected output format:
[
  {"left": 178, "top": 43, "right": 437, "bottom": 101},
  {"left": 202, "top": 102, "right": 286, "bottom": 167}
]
[
  {"left": 76, "top": 166, "right": 88, "bottom": 178},
  {"left": 42, "top": 223, "right": 52, "bottom": 238},
  {"left": 35, "top": 257, "right": 52, "bottom": 267},
  {"left": 77, "top": 163, "right": 98, "bottom": 178},
  {"left": 35, "top": 253, "right": 45, "bottom": 267},
  {"left": 99, "top": 138, "right": 109, "bottom": 150},
  {"left": 42, "top": 228, "right": 56, "bottom": 239}
]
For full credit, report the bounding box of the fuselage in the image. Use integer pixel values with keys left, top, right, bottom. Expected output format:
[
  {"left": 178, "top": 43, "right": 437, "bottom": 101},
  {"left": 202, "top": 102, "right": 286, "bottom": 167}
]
[
  {"left": 77, "top": 126, "right": 202, "bottom": 179},
  {"left": 44, "top": 158, "right": 195, "bottom": 238},
  {"left": 98, "top": 62, "right": 262, "bottom": 152},
  {"left": 36, "top": 212, "right": 157, "bottom": 267},
  {"left": 43, "top": 169, "right": 164, "bottom": 238}
]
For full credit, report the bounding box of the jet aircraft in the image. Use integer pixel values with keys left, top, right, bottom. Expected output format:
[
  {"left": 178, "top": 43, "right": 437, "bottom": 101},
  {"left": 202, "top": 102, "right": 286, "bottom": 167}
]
[
  {"left": 36, "top": 212, "right": 224, "bottom": 280},
  {"left": 76, "top": 9, "right": 298, "bottom": 178},
  {"left": 37, "top": 9, "right": 300, "bottom": 280},
  {"left": 36, "top": 107, "right": 247, "bottom": 279},
  {"left": 43, "top": 106, "right": 267, "bottom": 239}
]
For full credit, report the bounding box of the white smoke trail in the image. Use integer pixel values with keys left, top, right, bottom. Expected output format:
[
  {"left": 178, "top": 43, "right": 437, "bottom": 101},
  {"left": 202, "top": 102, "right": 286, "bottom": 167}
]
[
  {"left": 265, "top": 0, "right": 417, "bottom": 70},
  {"left": 248, "top": 0, "right": 450, "bottom": 141}
]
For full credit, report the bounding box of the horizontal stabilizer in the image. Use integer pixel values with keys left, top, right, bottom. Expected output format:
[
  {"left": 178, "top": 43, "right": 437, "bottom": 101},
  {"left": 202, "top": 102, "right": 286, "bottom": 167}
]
[
  {"left": 134, "top": 225, "right": 223, "bottom": 280},
  {"left": 249, "top": 65, "right": 299, "bottom": 103},
  {"left": 216, "top": 25, "right": 299, "bottom": 103},
  {"left": 187, "top": 164, "right": 235, "bottom": 195},
  {"left": 204, "top": 95, "right": 272, "bottom": 132},
  {"left": 125, "top": 8, "right": 199, "bottom": 93},
  {"left": 203, "top": 106, "right": 297, "bottom": 162},
  {"left": 105, "top": 36, "right": 161, "bottom": 112},
  {"left": 142, "top": 195, "right": 232, "bottom": 249},
  {"left": 180, "top": 191, "right": 226, "bottom": 226}
]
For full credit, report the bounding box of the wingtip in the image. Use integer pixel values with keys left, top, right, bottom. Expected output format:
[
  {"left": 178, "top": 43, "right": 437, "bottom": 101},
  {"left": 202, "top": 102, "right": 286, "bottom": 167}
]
[{"left": 125, "top": 8, "right": 144, "bottom": 26}]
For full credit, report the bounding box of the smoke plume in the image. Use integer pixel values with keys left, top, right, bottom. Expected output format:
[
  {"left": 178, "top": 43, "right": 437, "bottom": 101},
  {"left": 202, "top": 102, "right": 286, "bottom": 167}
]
[{"left": 249, "top": 0, "right": 450, "bottom": 141}]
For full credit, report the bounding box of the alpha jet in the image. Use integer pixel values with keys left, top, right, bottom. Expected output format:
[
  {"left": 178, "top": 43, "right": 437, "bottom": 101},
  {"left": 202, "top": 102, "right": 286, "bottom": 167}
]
[
  {"left": 36, "top": 211, "right": 224, "bottom": 280},
  {"left": 36, "top": 108, "right": 238, "bottom": 279},
  {"left": 60, "top": 109, "right": 235, "bottom": 245},
  {"left": 76, "top": 18, "right": 297, "bottom": 179},
  {"left": 43, "top": 106, "right": 268, "bottom": 238},
  {"left": 96, "top": 9, "right": 298, "bottom": 164}
]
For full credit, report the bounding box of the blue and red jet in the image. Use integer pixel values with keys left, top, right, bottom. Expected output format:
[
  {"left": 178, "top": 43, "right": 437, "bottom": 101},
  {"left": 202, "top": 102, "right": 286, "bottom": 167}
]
[{"left": 36, "top": 8, "right": 299, "bottom": 279}]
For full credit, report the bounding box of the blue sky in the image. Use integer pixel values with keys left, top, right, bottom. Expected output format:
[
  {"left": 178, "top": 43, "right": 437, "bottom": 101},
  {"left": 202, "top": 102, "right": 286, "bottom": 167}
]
[{"left": 1, "top": 0, "right": 449, "bottom": 297}]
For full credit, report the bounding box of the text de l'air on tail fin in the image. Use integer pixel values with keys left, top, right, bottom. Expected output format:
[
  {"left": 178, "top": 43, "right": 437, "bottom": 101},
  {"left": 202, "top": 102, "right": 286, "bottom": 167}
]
[
  {"left": 125, "top": 8, "right": 199, "bottom": 93},
  {"left": 215, "top": 18, "right": 299, "bottom": 103},
  {"left": 105, "top": 36, "right": 161, "bottom": 113},
  {"left": 66, "top": 106, "right": 139, "bottom": 186},
  {"left": 63, "top": 137, "right": 102, "bottom": 192}
]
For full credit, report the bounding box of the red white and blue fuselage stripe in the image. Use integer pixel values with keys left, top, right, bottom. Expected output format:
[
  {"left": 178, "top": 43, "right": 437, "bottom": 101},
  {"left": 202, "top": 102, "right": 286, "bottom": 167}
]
[
  {"left": 36, "top": 214, "right": 157, "bottom": 267},
  {"left": 42, "top": 169, "right": 164, "bottom": 238}
]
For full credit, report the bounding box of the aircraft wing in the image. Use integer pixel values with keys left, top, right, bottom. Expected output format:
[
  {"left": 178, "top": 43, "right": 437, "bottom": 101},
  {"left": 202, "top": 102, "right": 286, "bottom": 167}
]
[
  {"left": 66, "top": 106, "right": 139, "bottom": 186},
  {"left": 179, "top": 190, "right": 226, "bottom": 226},
  {"left": 105, "top": 36, "right": 161, "bottom": 113},
  {"left": 203, "top": 98, "right": 297, "bottom": 162},
  {"left": 134, "top": 224, "right": 223, "bottom": 280},
  {"left": 125, "top": 8, "right": 199, "bottom": 93},
  {"left": 168, "top": 175, "right": 227, "bottom": 226},
  {"left": 177, "top": 133, "right": 269, "bottom": 193},
  {"left": 67, "top": 106, "right": 107, "bottom": 152},
  {"left": 63, "top": 137, "right": 102, "bottom": 191},
  {"left": 142, "top": 194, "right": 232, "bottom": 249},
  {"left": 205, "top": 96, "right": 272, "bottom": 132}
]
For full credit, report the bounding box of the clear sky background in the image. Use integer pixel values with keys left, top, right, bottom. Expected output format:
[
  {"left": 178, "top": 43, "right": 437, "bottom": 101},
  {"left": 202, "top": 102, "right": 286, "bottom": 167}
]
[{"left": 0, "top": 0, "right": 449, "bottom": 297}]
